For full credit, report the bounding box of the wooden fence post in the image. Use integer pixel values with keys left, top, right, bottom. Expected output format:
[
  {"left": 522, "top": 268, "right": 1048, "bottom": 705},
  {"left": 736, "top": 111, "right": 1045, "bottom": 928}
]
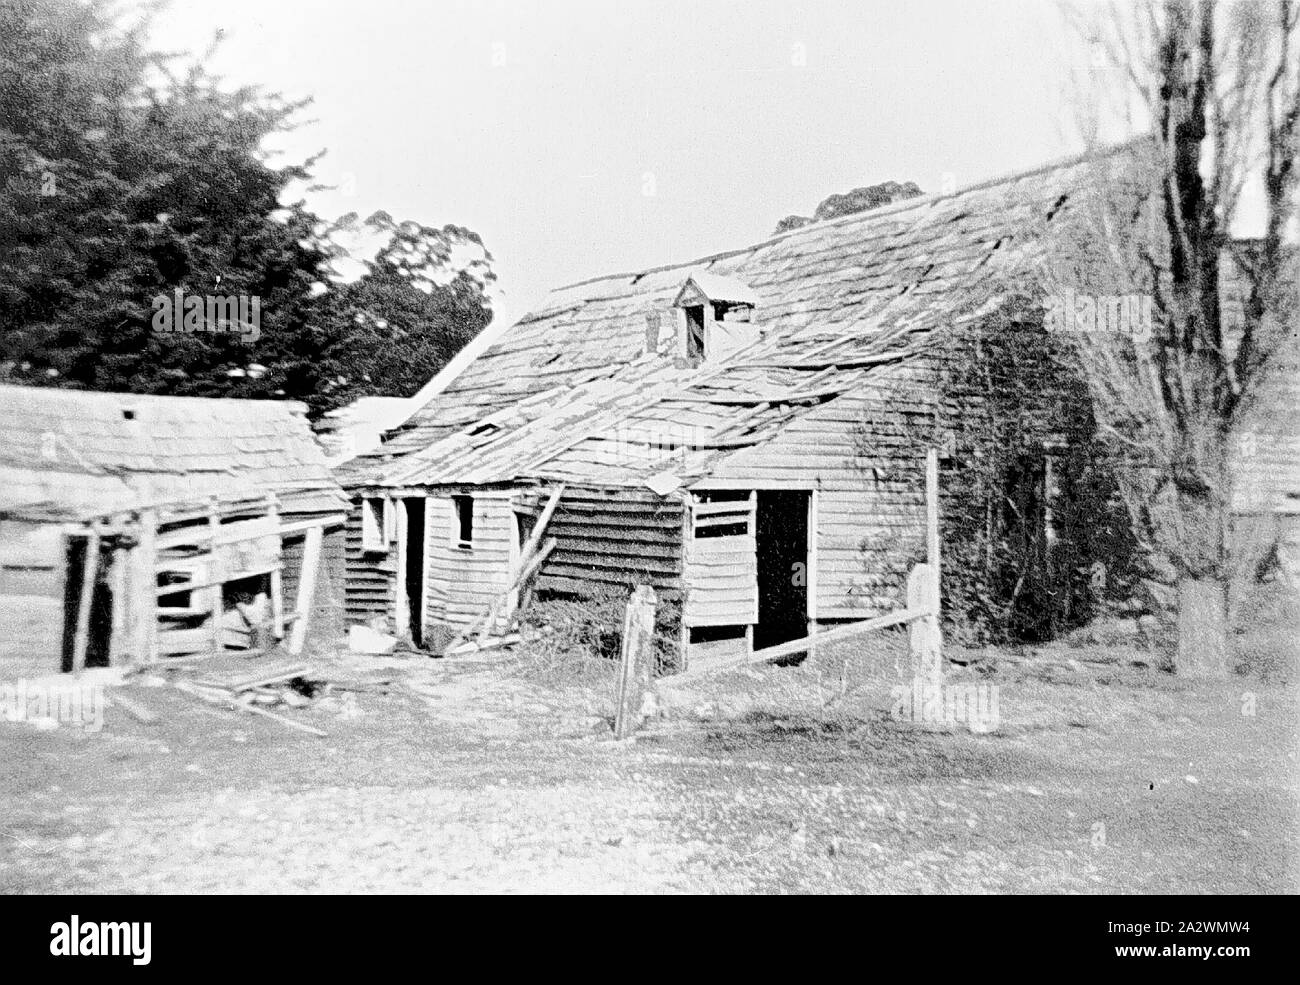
[
  {"left": 614, "top": 585, "right": 657, "bottom": 739},
  {"left": 916, "top": 446, "right": 944, "bottom": 680},
  {"left": 907, "top": 564, "right": 941, "bottom": 682}
]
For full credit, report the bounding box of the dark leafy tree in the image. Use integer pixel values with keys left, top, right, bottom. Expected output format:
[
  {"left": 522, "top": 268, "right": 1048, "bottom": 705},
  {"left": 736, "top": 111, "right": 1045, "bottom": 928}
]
[
  {"left": 0, "top": 0, "right": 494, "bottom": 418},
  {"left": 314, "top": 212, "right": 495, "bottom": 410},
  {"left": 772, "top": 180, "right": 923, "bottom": 236}
]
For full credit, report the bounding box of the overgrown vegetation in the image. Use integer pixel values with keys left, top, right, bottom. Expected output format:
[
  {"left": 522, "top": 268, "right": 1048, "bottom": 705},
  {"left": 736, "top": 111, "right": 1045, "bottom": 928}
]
[
  {"left": 856, "top": 299, "right": 1140, "bottom": 646},
  {"left": 517, "top": 587, "right": 683, "bottom": 678},
  {"left": 1058, "top": 0, "right": 1300, "bottom": 677}
]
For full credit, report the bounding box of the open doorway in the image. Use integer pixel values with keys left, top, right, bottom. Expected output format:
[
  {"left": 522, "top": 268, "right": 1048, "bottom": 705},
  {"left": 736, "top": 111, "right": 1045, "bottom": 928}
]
[
  {"left": 60, "top": 536, "right": 112, "bottom": 672},
  {"left": 402, "top": 497, "right": 426, "bottom": 648},
  {"left": 753, "top": 490, "right": 810, "bottom": 652}
]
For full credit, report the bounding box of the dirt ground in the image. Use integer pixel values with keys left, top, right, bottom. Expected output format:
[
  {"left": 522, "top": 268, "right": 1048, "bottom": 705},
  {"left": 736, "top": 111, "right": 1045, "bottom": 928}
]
[{"left": 1, "top": 629, "right": 1296, "bottom": 894}]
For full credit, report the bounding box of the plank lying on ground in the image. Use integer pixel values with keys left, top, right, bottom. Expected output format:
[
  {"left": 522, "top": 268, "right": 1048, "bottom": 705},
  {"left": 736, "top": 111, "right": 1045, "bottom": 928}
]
[
  {"left": 445, "top": 633, "right": 522, "bottom": 656},
  {"left": 106, "top": 692, "right": 158, "bottom": 724},
  {"left": 237, "top": 701, "right": 328, "bottom": 738},
  {"left": 173, "top": 681, "right": 231, "bottom": 706},
  {"left": 226, "top": 665, "right": 312, "bottom": 693},
  {"left": 660, "top": 606, "right": 929, "bottom": 685},
  {"left": 173, "top": 680, "right": 326, "bottom": 737},
  {"left": 147, "top": 653, "right": 216, "bottom": 668},
  {"left": 193, "top": 663, "right": 311, "bottom": 692}
]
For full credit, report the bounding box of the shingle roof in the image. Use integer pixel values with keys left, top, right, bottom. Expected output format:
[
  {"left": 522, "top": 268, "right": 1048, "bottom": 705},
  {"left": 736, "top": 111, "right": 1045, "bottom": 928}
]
[
  {"left": 0, "top": 386, "right": 348, "bottom": 520},
  {"left": 344, "top": 145, "right": 1143, "bottom": 490}
]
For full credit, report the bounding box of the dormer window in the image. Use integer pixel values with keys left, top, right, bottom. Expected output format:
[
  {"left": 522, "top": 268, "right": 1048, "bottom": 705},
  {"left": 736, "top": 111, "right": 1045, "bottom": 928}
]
[
  {"left": 672, "top": 271, "right": 759, "bottom": 365},
  {"left": 685, "top": 305, "right": 706, "bottom": 360}
]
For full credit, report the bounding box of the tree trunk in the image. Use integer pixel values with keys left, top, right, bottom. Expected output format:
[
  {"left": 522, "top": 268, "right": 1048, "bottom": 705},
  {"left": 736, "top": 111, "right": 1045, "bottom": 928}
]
[{"left": 1176, "top": 575, "right": 1230, "bottom": 678}]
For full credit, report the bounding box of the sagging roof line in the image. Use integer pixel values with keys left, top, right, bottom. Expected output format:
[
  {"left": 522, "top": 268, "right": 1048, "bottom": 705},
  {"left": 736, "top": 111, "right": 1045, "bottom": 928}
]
[
  {"left": 344, "top": 140, "right": 1151, "bottom": 491},
  {"left": 552, "top": 137, "right": 1148, "bottom": 295}
]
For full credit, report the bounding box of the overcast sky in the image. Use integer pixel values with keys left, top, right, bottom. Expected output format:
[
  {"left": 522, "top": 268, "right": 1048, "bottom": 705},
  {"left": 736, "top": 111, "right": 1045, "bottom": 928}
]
[{"left": 144, "top": 0, "right": 1089, "bottom": 327}]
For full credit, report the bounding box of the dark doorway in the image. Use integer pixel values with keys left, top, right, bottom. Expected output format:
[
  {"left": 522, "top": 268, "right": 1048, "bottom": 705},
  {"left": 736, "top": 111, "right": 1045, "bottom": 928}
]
[
  {"left": 61, "top": 537, "right": 112, "bottom": 672},
  {"left": 753, "top": 490, "right": 810, "bottom": 652},
  {"left": 402, "top": 498, "right": 426, "bottom": 648}
]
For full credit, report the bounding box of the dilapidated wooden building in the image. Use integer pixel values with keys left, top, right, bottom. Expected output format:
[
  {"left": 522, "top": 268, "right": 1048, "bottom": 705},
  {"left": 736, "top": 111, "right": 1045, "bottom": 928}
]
[
  {"left": 0, "top": 386, "right": 348, "bottom": 678},
  {"left": 337, "top": 147, "right": 1297, "bottom": 668}
]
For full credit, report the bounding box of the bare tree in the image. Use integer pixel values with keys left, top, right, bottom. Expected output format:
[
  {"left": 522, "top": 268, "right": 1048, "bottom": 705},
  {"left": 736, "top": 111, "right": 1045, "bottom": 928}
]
[{"left": 1052, "top": 0, "right": 1298, "bottom": 676}]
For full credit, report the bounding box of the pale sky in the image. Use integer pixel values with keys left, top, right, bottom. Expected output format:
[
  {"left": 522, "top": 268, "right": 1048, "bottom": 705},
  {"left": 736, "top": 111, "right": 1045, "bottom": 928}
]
[{"left": 144, "top": 0, "right": 1089, "bottom": 328}]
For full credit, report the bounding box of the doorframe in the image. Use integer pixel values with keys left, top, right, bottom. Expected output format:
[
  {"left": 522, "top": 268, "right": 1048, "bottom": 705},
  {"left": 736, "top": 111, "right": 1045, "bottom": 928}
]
[
  {"left": 394, "top": 498, "right": 409, "bottom": 638},
  {"left": 394, "top": 496, "right": 429, "bottom": 646},
  {"left": 806, "top": 488, "right": 818, "bottom": 622},
  {"left": 751, "top": 487, "right": 814, "bottom": 653}
]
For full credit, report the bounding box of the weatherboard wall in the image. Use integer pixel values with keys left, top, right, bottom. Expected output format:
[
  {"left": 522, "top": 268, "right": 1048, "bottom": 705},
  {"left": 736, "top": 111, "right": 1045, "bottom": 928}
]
[
  {"left": 423, "top": 490, "right": 515, "bottom": 629},
  {"left": 704, "top": 365, "right": 935, "bottom": 622}
]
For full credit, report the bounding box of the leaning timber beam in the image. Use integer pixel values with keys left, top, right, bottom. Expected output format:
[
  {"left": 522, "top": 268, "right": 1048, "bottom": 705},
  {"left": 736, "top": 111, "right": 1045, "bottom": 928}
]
[{"left": 661, "top": 606, "right": 929, "bottom": 685}]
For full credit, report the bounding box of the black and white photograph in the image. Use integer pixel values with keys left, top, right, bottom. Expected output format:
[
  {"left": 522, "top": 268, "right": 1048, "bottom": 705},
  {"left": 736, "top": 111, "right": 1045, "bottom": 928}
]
[{"left": 0, "top": 0, "right": 1296, "bottom": 915}]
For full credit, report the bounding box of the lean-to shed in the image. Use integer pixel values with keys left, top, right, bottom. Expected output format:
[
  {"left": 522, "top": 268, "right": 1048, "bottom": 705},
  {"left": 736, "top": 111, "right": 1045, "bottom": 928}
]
[{"left": 0, "top": 386, "right": 349, "bottom": 677}]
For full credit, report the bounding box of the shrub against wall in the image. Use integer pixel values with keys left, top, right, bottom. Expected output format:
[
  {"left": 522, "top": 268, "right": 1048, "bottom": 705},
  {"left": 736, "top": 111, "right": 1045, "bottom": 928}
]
[
  {"left": 855, "top": 297, "right": 1139, "bottom": 644},
  {"left": 522, "top": 588, "right": 683, "bottom": 675}
]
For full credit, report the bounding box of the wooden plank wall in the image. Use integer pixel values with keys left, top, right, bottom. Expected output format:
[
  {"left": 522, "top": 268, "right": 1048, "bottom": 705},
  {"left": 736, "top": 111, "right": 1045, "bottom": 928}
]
[
  {"left": 531, "top": 485, "right": 686, "bottom": 605},
  {"left": 423, "top": 490, "right": 515, "bottom": 628},
  {"left": 314, "top": 525, "right": 347, "bottom": 645},
  {"left": 346, "top": 484, "right": 692, "bottom": 635},
  {"left": 284, "top": 525, "right": 347, "bottom": 647},
  {"left": 343, "top": 497, "right": 396, "bottom": 628},
  {"left": 422, "top": 497, "right": 448, "bottom": 624},
  {"left": 400, "top": 485, "right": 689, "bottom": 643},
  {"left": 281, "top": 519, "right": 343, "bottom": 601},
  {"left": 704, "top": 362, "right": 934, "bottom": 621},
  {"left": 0, "top": 519, "right": 66, "bottom": 676},
  {"left": 1229, "top": 326, "right": 1300, "bottom": 515}
]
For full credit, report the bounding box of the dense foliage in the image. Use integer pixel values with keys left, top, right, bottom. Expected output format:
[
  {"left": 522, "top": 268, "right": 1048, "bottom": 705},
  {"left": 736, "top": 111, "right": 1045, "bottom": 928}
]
[
  {"left": 856, "top": 299, "right": 1139, "bottom": 645},
  {"left": 0, "top": 0, "right": 493, "bottom": 417}
]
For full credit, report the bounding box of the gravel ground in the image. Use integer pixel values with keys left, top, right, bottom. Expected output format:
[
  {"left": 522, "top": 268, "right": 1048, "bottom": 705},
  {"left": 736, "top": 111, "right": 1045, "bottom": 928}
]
[{"left": 1, "top": 640, "right": 1296, "bottom": 894}]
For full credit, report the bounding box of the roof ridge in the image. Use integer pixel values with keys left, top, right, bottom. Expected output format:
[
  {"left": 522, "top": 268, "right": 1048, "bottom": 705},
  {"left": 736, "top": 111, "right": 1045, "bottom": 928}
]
[
  {"left": 551, "top": 137, "right": 1146, "bottom": 294},
  {"left": 0, "top": 383, "right": 310, "bottom": 415}
]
